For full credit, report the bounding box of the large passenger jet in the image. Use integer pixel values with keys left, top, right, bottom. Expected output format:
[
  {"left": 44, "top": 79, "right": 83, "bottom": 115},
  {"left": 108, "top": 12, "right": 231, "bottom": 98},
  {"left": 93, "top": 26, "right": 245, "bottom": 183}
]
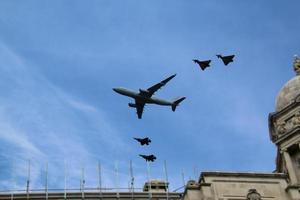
[{"left": 113, "top": 74, "right": 185, "bottom": 119}]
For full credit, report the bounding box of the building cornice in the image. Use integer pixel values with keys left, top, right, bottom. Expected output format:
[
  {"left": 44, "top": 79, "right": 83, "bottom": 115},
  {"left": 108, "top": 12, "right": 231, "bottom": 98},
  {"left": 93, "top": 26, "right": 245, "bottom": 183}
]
[{"left": 200, "top": 171, "right": 287, "bottom": 182}]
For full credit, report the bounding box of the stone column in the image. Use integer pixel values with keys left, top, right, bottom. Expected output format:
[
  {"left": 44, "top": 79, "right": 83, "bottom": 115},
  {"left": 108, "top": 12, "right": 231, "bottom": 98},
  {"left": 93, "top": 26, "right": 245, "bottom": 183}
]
[{"left": 283, "top": 150, "right": 298, "bottom": 184}]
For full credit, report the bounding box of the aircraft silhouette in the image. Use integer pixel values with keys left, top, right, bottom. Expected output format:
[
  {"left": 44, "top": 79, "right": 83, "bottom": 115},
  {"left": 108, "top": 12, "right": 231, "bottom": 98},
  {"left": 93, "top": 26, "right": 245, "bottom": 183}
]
[
  {"left": 113, "top": 74, "right": 185, "bottom": 119},
  {"left": 216, "top": 54, "right": 235, "bottom": 66},
  {"left": 139, "top": 154, "right": 157, "bottom": 162},
  {"left": 193, "top": 59, "right": 211, "bottom": 71},
  {"left": 134, "top": 137, "right": 152, "bottom": 145}
]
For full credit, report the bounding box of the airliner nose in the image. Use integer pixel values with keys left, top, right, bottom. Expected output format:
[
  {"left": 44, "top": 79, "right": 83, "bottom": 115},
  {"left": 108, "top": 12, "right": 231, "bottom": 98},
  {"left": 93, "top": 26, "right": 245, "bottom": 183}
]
[{"left": 113, "top": 87, "right": 122, "bottom": 93}]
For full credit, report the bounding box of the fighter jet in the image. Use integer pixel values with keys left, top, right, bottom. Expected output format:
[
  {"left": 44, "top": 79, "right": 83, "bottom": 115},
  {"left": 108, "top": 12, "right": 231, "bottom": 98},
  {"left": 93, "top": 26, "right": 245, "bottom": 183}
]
[
  {"left": 113, "top": 74, "right": 186, "bottom": 119},
  {"left": 134, "top": 137, "right": 151, "bottom": 145},
  {"left": 193, "top": 59, "right": 211, "bottom": 71},
  {"left": 139, "top": 154, "right": 156, "bottom": 162},
  {"left": 216, "top": 54, "right": 235, "bottom": 66}
]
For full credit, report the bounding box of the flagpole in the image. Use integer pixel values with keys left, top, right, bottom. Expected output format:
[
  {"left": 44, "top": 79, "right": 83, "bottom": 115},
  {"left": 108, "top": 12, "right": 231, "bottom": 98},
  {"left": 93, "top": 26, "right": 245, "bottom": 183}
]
[
  {"left": 115, "top": 161, "right": 120, "bottom": 199},
  {"left": 81, "top": 166, "right": 85, "bottom": 199},
  {"left": 45, "top": 162, "right": 48, "bottom": 200},
  {"left": 26, "top": 160, "right": 30, "bottom": 200},
  {"left": 193, "top": 165, "right": 198, "bottom": 181},
  {"left": 181, "top": 169, "right": 186, "bottom": 187},
  {"left": 98, "top": 161, "right": 102, "bottom": 199},
  {"left": 164, "top": 160, "right": 169, "bottom": 200},
  {"left": 64, "top": 160, "right": 67, "bottom": 200},
  {"left": 146, "top": 162, "right": 152, "bottom": 200},
  {"left": 10, "top": 160, "right": 14, "bottom": 200},
  {"left": 129, "top": 160, "right": 134, "bottom": 200}
]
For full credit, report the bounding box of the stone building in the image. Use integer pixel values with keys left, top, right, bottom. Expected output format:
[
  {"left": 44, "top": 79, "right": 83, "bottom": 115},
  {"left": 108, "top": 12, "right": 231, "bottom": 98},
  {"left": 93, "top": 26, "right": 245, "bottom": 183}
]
[{"left": 183, "top": 56, "right": 300, "bottom": 200}]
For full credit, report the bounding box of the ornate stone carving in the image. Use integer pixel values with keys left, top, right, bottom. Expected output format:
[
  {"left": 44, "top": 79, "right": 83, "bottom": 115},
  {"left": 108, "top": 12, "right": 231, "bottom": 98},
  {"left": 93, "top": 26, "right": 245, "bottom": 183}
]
[
  {"left": 296, "top": 94, "right": 300, "bottom": 102},
  {"left": 276, "top": 121, "right": 286, "bottom": 135},
  {"left": 292, "top": 112, "right": 300, "bottom": 127},
  {"left": 293, "top": 55, "right": 300, "bottom": 75},
  {"left": 246, "top": 189, "right": 261, "bottom": 200}
]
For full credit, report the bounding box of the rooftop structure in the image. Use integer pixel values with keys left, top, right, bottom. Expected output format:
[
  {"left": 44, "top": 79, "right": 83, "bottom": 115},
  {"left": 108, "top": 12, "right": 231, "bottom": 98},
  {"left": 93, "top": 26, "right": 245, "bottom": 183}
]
[{"left": 142, "top": 180, "right": 168, "bottom": 192}]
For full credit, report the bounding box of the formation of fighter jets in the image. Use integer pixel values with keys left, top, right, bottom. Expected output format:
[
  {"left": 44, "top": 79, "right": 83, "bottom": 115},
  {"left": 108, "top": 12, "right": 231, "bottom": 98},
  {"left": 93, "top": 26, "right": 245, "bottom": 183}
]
[
  {"left": 193, "top": 54, "right": 235, "bottom": 71},
  {"left": 134, "top": 137, "right": 156, "bottom": 162},
  {"left": 113, "top": 53, "right": 235, "bottom": 162}
]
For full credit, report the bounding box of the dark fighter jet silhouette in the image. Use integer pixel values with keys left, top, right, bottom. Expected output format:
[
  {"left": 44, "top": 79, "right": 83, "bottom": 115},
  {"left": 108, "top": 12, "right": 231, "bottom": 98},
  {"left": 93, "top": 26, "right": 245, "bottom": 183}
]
[
  {"left": 216, "top": 54, "right": 235, "bottom": 66},
  {"left": 193, "top": 59, "right": 211, "bottom": 71},
  {"left": 139, "top": 154, "right": 157, "bottom": 162},
  {"left": 134, "top": 137, "right": 152, "bottom": 145}
]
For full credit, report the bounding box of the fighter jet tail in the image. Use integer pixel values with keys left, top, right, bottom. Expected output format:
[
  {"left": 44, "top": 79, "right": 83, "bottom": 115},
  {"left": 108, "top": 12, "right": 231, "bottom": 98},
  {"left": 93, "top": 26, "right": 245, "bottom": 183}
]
[{"left": 171, "top": 97, "right": 186, "bottom": 112}]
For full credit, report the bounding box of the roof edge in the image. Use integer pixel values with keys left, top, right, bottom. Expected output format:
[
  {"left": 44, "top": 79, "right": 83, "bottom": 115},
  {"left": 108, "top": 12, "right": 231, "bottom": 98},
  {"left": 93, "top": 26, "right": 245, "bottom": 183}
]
[{"left": 200, "top": 171, "right": 287, "bottom": 180}]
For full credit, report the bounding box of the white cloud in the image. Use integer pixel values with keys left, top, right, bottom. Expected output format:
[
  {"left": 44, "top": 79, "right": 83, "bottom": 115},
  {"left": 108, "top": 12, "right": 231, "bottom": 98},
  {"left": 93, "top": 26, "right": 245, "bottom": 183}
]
[
  {"left": 66, "top": 98, "right": 98, "bottom": 113},
  {"left": 0, "top": 42, "right": 130, "bottom": 190}
]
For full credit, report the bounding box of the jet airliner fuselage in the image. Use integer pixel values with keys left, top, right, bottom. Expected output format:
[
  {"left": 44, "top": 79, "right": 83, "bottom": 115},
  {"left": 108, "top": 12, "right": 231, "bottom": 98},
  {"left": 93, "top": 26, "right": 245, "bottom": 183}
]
[{"left": 113, "top": 88, "right": 175, "bottom": 106}]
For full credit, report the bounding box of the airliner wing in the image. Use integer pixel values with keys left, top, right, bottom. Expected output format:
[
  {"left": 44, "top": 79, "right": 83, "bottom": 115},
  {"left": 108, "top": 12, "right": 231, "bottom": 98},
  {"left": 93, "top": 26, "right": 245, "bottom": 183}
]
[
  {"left": 135, "top": 99, "right": 145, "bottom": 119},
  {"left": 147, "top": 74, "right": 176, "bottom": 96}
]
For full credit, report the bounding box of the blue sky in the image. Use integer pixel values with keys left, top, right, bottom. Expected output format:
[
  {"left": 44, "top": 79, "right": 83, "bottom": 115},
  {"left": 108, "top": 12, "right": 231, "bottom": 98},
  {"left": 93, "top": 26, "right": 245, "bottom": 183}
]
[{"left": 0, "top": 0, "right": 300, "bottom": 192}]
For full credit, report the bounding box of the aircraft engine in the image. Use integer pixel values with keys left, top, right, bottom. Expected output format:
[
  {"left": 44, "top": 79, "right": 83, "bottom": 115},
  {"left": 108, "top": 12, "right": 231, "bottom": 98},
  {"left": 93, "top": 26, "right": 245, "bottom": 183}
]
[{"left": 128, "top": 103, "right": 137, "bottom": 108}]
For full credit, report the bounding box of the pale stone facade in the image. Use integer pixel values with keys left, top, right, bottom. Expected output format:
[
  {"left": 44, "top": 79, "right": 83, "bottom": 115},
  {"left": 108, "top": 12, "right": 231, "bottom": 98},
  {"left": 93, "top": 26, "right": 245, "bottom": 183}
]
[
  {"left": 182, "top": 56, "right": 300, "bottom": 200},
  {"left": 183, "top": 172, "right": 289, "bottom": 200}
]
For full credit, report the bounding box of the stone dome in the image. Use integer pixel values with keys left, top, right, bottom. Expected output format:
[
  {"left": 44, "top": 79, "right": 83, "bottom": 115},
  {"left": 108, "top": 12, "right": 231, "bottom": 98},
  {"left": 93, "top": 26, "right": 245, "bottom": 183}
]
[
  {"left": 275, "top": 56, "right": 300, "bottom": 111},
  {"left": 276, "top": 75, "right": 300, "bottom": 111}
]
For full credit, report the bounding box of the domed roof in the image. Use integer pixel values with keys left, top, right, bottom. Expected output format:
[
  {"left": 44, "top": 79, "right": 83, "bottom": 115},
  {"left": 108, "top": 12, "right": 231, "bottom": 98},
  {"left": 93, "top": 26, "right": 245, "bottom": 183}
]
[
  {"left": 276, "top": 75, "right": 300, "bottom": 111},
  {"left": 275, "top": 56, "right": 300, "bottom": 111}
]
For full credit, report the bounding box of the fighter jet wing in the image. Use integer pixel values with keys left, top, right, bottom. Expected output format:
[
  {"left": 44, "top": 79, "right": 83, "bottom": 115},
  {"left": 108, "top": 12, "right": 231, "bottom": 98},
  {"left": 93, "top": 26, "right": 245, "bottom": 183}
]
[
  {"left": 139, "top": 154, "right": 148, "bottom": 161},
  {"left": 135, "top": 99, "right": 145, "bottom": 119},
  {"left": 146, "top": 74, "right": 176, "bottom": 96}
]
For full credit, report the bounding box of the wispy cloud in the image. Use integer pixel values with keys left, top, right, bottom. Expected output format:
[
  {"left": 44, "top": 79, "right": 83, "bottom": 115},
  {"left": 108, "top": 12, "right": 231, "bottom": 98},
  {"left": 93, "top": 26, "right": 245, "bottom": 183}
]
[{"left": 0, "top": 42, "right": 130, "bottom": 190}]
